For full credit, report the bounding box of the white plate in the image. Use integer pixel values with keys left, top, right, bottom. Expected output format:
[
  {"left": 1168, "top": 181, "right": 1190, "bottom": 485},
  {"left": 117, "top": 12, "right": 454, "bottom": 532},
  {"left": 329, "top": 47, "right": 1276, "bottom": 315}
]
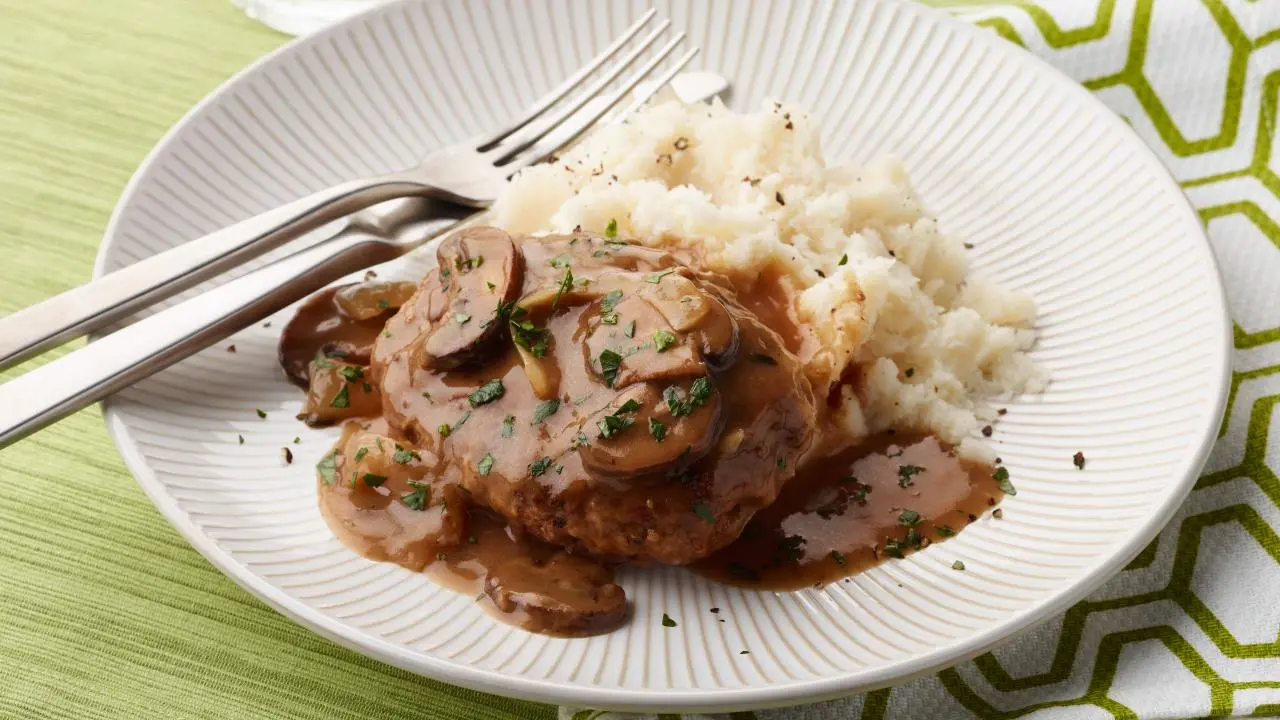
[{"left": 97, "top": 0, "right": 1231, "bottom": 712}]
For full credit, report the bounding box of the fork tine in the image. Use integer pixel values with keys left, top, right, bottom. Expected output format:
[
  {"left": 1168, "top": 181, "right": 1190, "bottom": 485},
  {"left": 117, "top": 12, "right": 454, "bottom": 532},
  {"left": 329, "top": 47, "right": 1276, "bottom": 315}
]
[
  {"left": 474, "top": 9, "right": 657, "bottom": 151},
  {"left": 610, "top": 48, "right": 701, "bottom": 124},
  {"left": 500, "top": 40, "right": 697, "bottom": 177},
  {"left": 488, "top": 21, "right": 673, "bottom": 165}
]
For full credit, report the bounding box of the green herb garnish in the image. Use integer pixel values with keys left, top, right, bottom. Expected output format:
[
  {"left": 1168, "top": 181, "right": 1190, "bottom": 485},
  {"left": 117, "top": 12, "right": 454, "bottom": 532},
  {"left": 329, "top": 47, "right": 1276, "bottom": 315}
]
[
  {"left": 549, "top": 254, "right": 572, "bottom": 269},
  {"left": 477, "top": 453, "right": 495, "bottom": 476},
  {"left": 529, "top": 456, "right": 553, "bottom": 477},
  {"left": 330, "top": 385, "right": 350, "bottom": 409},
  {"left": 994, "top": 466, "right": 1016, "bottom": 495},
  {"left": 454, "top": 312, "right": 471, "bottom": 325},
  {"left": 661, "top": 613, "right": 677, "bottom": 628},
  {"left": 552, "top": 268, "right": 574, "bottom": 309},
  {"left": 653, "top": 329, "right": 676, "bottom": 352},
  {"left": 316, "top": 451, "right": 339, "bottom": 485},
  {"left": 401, "top": 482, "right": 430, "bottom": 510},
  {"left": 605, "top": 218, "right": 618, "bottom": 238},
  {"left": 624, "top": 320, "right": 636, "bottom": 338},
  {"left": 354, "top": 447, "right": 369, "bottom": 463},
  {"left": 936, "top": 525, "right": 957, "bottom": 537},
  {"left": 468, "top": 379, "right": 505, "bottom": 407},
  {"left": 648, "top": 417, "right": 667, "bottom": 442},
  {"left": 692, "top": 501, "right": 715, "bottom": 525},
  {"left": 531, "top": 399, "right": 560, "bottom": 425},
  {"left": 898, "top": 509, "right": 921, "bottom": 526},
  {"left": 313, "top": 354, "right": 337, "bottom": 369},
  {"left": 601, "top": 289, "right": 623, "bottom": 313},
  {"left": 501, "top": 414, "right": 515, "bottom": 438},
  {"left": 952, "top": 560, "right": 966, "bottom": 571},
  {"left": 255, "top": 408, "right": 267, "bottom": 419},
  {"left": 831, "top": 550, "right": 848, "bottom": 567},
  {"left": 362, "top": 473, "right": 388, "bottom": 488},
  {"left": 897, "top": 464, "right": 924, "bottom": 488},
  {"left": 646, "top": 268, "right": 677, "bottom": 284},
  {"left": 338, "top": 366, "right": 364, "bottom": 382},
  {"left": 392, "top": 445, "right": 420, "bottom": 464},
  {"left": 838, "top": 254, "right": 848, "bottom": 266},
  {"left": 598, "top": 349, "right": 623, "bottom": 388}
]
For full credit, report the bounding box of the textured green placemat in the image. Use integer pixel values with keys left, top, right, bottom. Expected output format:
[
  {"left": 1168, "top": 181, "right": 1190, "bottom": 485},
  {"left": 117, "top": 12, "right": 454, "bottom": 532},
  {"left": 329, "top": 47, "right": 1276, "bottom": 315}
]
[{"left": 0, "top": 1, "right": 551, "bottom": 717}]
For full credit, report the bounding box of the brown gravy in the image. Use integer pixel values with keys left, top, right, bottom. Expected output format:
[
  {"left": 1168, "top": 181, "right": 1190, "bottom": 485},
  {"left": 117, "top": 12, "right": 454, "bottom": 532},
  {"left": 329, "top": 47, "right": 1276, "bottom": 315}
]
[{"left": 694, "top": 433, "right": 1000, "bottom": 590}]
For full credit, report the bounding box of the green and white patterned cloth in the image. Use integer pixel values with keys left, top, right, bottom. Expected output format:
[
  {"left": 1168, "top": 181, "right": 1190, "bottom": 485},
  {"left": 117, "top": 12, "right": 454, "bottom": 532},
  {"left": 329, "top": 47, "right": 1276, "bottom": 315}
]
[{"left": 1, "top": 1, "right": 1278, "bottom": 719}]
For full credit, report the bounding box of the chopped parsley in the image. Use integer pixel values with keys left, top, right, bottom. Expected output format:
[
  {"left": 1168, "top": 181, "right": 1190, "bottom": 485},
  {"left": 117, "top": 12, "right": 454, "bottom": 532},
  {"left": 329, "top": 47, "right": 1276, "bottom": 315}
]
[
  {"left": 468, "top": 379, "right": 505, "bottom": 407},
  {"left": 1073, "top": 451, "right": 1086, "bottom": 470},
  {"left": 648, "top": 417, "right": 667, "bottom": 442},
  {"left": 510, "top": 317, "right": 549, "bottom": 358},
  {"left": 605, "top": 218, "right": 618, "bottom": 238},
  {"left": 661, "top": 613, "right": 678, "bottom": 628},
  {"left": 330, "top": 385, "right": 350, "bottom": 409},
  {"left": 354, "top": 447, "right": 369, "bottom": 463},
  {"left": 597, "top": 399, "right": 641, "bottom": 439},
  {"left": 531, "top": 399, "right": 560, "bottom": 424},
  {"left": 548, "top": 254, "right": 572, "bottom": 269},
  {"left": 830, "top": 550, "right": 848, "bottom": 567},
  {"left": 237, "top": 434, "right": 244, "bottom": 445},
  {"left": 477, "top": 453, "right": 495, "bottom": 476},
  {"left": 882, "top": 539, "right": 906, "bottom": 559},
  {"left": 361, "top": 473, "right": 388, "bottom": 488},
  {"left": 994, "top": 466, "right": 1016, "bottom": 495},
  {"left": 664, "top": 377, "right": 714, "bottom": 417},
  {"left": 897, "top": 464, "right": 924, "bottom": 488},
  {"left": 652, "top": 329, "right": 676, "bottom": 352},
  {"left": 313, "top": 354, "right": 337, "bottom": 370},
  {"left": 338, "top": 366, "right": 364, "bottom": 382},
  {"left": 598, "top": 349, "right": 623, "bottom": 388},
  {"left": 501, "top": 414, "right": 515, "bottom": 438},
  {"left": 600, "top": 312, "right": 619, "bottom": 325},
  {"left": 438, "top": 423, "right": 451, "bottom": 438},
  {"left": 401, "top": 482, "right": 431, "bottom": 510},
  {"left": 552, "top": 268, "right": 574, "bottom": 309},
  {"left": 601, "top": 289, "right": 623, "bottom": 313},
  {"left": 936, "top": 525, "right": 957, "bottom": 537},
  {"left": 952, "top": 560, "right": 966, "bottom": 571},
  {"left": 316, "top": 451, "right": 339, "bottom": 485},
  {"left": 898, "top": 509, "right": 921, "bottom": 526},
  {"left": 624, "top": 319, "right": 636, "bottom": 338},
  {"left": 453, "top": 410, "right": 472, "bottom": 431},
  {"left": 392, "top": 445, "right": 420, "bottom": 464},
  {"left": 571, "top": 432, "right": 590, "bottom": 449},
  {"left": 692, "top": 501, "right": 715, "bottom": 525},
  {"left": 776, "top": 456, "right": 787, "bottom": 471},
  {"left": 529, "top": 456, "right": 553, "bottom": 477},
  {"left": 453, "top": 312, "right": 471, "bottom": 325},
  {"left": 255, "top": 408, "right": 267, "bottom": 419},
  {"left": 646, "top": 268, "right": 678, "bottom": 284},
  {"left": 838, "top": 254, "right": 848, "bottom": 266}
]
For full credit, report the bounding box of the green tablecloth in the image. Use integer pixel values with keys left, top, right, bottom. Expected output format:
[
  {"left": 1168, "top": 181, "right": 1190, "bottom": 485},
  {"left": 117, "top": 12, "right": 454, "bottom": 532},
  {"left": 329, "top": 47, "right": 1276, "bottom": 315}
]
[{"left": 5, "top": 1, "right": 1280, "bottom": 719}]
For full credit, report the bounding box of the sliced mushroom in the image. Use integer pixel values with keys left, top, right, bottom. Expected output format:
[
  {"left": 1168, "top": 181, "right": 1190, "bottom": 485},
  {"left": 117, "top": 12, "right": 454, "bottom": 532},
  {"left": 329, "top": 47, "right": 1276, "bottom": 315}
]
[
  {"left": 279, "top": 282, "right": 406, "bottom": 388},
  {"left": 577, "top": 380, "right": 724, "bottom": 479},
  {"left": 640, "top": 275, "right": 740, "bottom": 368},
  {"left": 483, "top": 549, "right": 627, "bottom": 636},
  {"left": 418, "top": 227, "right": 525, "bottom": 370}
]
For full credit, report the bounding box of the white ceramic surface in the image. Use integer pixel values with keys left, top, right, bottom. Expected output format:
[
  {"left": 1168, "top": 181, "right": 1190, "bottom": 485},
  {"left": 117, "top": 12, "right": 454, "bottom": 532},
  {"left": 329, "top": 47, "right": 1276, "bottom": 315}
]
[{"left": 96, "top": 0, "right": 1232, "bottom": 712}]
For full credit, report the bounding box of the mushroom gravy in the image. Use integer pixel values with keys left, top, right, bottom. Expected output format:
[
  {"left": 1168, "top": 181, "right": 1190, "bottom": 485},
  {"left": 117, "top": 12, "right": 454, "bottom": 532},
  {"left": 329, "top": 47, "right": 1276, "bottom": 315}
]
[{"left": 281, "top": 227, "right": 999, "bottom": 636}]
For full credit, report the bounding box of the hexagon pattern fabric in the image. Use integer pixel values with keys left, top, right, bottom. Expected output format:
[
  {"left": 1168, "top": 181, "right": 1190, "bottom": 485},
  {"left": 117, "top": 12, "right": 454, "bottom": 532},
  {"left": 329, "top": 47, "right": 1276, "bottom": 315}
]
[{"left": 561, "top": 1, "right": 1280, "bottom": 718}]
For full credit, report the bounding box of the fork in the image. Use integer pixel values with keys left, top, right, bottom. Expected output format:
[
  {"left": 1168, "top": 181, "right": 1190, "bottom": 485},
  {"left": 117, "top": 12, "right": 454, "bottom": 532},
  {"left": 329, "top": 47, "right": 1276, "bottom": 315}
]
[
  {"left": 0, "top": 9, "right": 688, "bottom": 372},
  {"left": 0, "top": 19, "right": 705, "bottom": 448}
]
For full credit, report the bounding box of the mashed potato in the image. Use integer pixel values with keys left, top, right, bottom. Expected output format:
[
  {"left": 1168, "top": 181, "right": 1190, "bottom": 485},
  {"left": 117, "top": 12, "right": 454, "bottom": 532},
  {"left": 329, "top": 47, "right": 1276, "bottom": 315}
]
[{"left": 492, "top": 98, "right": 1045, "bottom": 459}]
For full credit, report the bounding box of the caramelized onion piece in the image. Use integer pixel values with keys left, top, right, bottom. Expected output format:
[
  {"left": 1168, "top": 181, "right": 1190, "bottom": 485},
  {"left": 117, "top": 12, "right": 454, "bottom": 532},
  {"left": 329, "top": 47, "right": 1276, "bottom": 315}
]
[
  {"left": 419, "top": 227, "right": 524, "bottom": 369},
  {"left": 334, "top": 281, "right": 417, "bottom": 321}
]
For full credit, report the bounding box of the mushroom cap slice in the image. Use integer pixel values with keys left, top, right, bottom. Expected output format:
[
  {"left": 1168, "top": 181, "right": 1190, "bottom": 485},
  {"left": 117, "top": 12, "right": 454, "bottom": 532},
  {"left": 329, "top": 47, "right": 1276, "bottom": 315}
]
[{"left": 418, "top": 227, "right": 525, "bottom": 370}]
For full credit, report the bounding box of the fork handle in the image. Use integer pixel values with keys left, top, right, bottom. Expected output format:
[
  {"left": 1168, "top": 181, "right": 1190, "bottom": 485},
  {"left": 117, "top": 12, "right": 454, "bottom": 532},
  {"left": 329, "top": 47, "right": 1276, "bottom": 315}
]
[
  {"left": 0, "top": 172, "right": 426, "bottom": 371},
  {"left": 0, "top": 217, "right": 460, "bottom": 449}
]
